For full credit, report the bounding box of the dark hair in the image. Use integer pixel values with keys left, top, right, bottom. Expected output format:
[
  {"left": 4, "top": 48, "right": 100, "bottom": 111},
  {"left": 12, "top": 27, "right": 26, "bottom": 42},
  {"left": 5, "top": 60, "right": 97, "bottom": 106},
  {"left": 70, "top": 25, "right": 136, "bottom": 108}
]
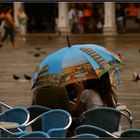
[
  {"left": 84, "top": 79, "right": 100, "bottom": 92},
  {"left": 99, "top": 72, "right": 118, "bottom": 108}
]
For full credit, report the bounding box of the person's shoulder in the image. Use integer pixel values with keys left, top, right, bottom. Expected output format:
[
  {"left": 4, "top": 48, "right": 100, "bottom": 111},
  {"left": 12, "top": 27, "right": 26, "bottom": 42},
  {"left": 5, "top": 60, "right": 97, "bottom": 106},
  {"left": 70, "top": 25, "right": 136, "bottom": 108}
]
[{"left": 82, "top": 89, "right": 91, "bottom": 94}]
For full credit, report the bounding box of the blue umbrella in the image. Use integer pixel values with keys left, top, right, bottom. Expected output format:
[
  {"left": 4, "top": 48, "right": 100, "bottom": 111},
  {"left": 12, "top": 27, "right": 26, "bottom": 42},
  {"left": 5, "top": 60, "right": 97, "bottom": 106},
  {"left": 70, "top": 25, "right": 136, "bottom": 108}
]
[{"left": 32, "top": 44, "right": 123, "bottom": 89}]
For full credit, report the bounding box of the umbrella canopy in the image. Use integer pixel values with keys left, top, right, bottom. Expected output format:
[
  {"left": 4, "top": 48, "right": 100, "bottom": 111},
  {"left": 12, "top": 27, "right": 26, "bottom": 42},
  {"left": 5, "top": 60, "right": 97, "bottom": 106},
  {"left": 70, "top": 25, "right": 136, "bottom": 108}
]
[{"left": 32, "top": 44, "right": 123, "bottom": 89}]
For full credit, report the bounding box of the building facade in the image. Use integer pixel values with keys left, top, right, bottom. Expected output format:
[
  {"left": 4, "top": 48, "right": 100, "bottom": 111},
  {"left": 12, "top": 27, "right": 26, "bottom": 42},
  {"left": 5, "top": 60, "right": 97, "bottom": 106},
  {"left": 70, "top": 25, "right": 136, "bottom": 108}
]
[{"left": 12, "top": 2, "right": 140, "bottom": 34}]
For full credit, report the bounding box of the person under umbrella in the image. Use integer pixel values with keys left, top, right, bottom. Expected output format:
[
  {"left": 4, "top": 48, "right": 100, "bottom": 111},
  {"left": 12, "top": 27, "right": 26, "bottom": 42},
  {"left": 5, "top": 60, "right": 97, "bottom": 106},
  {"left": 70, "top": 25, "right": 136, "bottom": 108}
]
[
  {"left": 72, "top": 72, "right": 118, "bottom": 117},
  {"left": 32, "top": 86, "right": 72, "bottom": 114}
]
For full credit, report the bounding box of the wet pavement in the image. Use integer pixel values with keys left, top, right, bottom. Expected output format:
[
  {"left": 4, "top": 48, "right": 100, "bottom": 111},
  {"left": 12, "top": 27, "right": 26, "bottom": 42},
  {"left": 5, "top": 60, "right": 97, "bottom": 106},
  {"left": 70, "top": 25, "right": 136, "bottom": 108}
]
[{"left": 0, "top": 33, "right": 140, "bottom": 129}]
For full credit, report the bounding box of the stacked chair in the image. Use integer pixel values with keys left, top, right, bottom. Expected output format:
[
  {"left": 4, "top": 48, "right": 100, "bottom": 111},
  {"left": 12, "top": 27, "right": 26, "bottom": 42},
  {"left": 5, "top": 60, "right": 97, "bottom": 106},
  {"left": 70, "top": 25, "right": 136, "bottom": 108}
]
[
  {"left": 79, "top": 107, "right": 133, "bottom": 133},
  {"left": 75, "top": 125, "right": 117, "bottom": 138},
  {"left": 19, "top": 131, "right": 50, "bottom": 138},
  {"left": 23, "top": 109, "right": 72, "bottom": 138},
  {"left": 0, "top": 107, "right": 30, "bottom": 137},
  {"left": 121, "top": 129, "right": 140, "bottom": 137},
  {"left": 27, "top": 105, "right": 51, "bottom": 131},
  {"left": 73, "top": 106, "right": 134, "bottom": 138},
  {"left": 0, "top": 105, "right": 72, "bottom": 138}
]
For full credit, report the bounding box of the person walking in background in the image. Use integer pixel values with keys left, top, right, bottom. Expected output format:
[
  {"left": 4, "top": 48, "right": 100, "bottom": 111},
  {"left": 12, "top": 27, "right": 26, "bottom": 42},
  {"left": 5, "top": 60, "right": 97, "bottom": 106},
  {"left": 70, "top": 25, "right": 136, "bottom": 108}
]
[
  {"left": 68, "top": 6, "right": 79, "bottom": 33},
  {"left": 0, "top": 6, "right": 19, "bottom": 49},
  {"left": 116, "top": 4, "right": 126, "bottom": 34},
  {"left": 17, "top": 6, "right": 28, "bottom": 42},
  {"left": 136, "top": 4, "right": 140, "bottom": 28},
  {"left": 77, "top": 8, "right": 84, "bottom": 33}
]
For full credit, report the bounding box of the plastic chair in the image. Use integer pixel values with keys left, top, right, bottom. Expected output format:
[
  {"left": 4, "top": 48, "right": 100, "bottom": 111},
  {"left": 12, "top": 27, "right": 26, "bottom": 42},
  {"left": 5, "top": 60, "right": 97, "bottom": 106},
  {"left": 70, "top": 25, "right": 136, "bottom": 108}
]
[
  {"left": 0, "top": 102, "right": 13, "bottom": 113},
  {"left": 121, "top": 129, "right": 140, "bottom": 137},
  {"left": 73, "top": 133, "right": 100, "bottom": 138},
  {"left": 27, "top": 105, "right": 51, "bottom": 131},
  {"left": 75, "top": 125, "right": 117, "bottom": 138},
  {"left": 80, "top": 107, "right": 133, "bottom": 133},
  {"left": 0, "top": 107, "right": 30, "bottom": 137},
  {"left": 23, "top": 109, "right": 72, "bottom": 138},
  {"left": 19, "top": 131, "right": 50, "bottom": 138},
  {"left": 0, "top": 127, "right": 27, "bottom": 138}
]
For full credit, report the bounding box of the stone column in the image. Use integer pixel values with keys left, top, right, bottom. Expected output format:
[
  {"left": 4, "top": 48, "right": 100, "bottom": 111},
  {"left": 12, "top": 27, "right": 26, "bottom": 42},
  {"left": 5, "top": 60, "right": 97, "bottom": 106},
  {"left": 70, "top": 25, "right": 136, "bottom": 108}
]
[
  {"left": 13, "top": 2, "right": 22, "bottom": 25},
  {"left": 58, "top": 2, "right": 70, "bottom": 33},
  {"left": 103, "top": 2, "right": 117, "bottom": 35}
]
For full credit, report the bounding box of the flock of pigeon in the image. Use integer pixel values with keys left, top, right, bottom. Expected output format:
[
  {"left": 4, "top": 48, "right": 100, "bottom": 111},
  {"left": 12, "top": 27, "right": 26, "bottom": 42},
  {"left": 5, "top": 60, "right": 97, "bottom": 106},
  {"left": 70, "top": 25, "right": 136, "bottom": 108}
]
[
  {"left": 27, "top": 46, "right": 47, "bottom": 58},
  {"left": 13, "top": 74, "right": 31, "bottom": 81},
  {"left": 12, "top": 46, "right": 46, "bottom": 81}
]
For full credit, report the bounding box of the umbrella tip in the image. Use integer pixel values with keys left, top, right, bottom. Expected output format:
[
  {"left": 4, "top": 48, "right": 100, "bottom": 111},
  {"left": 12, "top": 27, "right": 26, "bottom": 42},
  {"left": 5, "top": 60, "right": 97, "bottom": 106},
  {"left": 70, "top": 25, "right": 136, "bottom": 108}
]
[{"left": 67, "top": 36, "right": 71, "bottom": 47}]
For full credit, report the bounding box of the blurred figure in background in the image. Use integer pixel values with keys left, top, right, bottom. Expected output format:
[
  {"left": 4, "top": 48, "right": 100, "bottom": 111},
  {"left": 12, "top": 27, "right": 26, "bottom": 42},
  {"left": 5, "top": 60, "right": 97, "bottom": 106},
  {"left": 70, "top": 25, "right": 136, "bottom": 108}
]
[
  {"left": 77, "top": 8, "right": 84, "bottom": 33},
  {"left": 68, "top": 6, "right": 79, "bottom": 33},
  {"left": 116, "top": 3, "right": 126, "bottom": 34},
  {"left": 17, "top": 5, "right": 28, "bottom": 42},
  {"left": 0, "top": 6, "right": 19, "bottom": 49}
]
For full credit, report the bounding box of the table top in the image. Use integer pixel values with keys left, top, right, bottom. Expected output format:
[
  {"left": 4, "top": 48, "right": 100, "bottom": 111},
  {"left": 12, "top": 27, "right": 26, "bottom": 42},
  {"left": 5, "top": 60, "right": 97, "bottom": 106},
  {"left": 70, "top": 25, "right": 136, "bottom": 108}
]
[{"left": 0, "top": 121, "right": 19, "bottom": 129}]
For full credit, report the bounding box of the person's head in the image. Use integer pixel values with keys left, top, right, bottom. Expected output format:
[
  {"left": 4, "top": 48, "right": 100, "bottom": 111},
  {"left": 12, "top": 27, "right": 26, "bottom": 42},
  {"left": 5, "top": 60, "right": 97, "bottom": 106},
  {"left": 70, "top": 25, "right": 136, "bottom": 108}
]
[
  {"left": 18, "top": 5, "right": 24, "bottom": 13},
  {"left": 83, "top": 78, "right": 100, "bottom": 92}
]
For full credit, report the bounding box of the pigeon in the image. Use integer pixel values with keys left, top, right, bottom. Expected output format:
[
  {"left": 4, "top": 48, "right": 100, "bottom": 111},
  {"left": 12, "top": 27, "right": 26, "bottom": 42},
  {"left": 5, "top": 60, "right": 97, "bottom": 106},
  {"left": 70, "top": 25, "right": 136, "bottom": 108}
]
[
  {"left": 13, "top": 74, "right": 20, "bottom": 80},
  {"left": 34, "top": 53, "right": 41, "bottom": 57},
  {"left": 24, "top": 74, "right": 31, "bottom": 80},
  {"left": 35, "top": 47, "right": 42, "bottom": 50},
  {"left": 0, "top": 44, "right": 4, "bottom": 48},
  {"left": 48, "top": 36, "right": 52, "bottom": 40},
  {"left": 133, "top": 72, "right": 139, "bottom": 82},
  {"left": 117, "top": 52, "right": 122, "bottom": 59}
]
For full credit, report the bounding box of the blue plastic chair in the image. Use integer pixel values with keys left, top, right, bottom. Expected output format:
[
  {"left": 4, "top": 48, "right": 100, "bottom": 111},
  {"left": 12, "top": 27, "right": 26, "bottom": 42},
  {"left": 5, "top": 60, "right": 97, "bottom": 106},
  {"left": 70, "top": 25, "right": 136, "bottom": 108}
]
[
  {"left": 0, "top": 102, "right": 13, "bottom": 113},
  {"left": 80, "top": 107, "right": 133, "bottom": 133},
  {"left": 27, "top": 105, "right": 51, "bottom": 131},
  {"left": 73, "top": 133, "right": 100, "bottom": 138},
  {"left": 121, "top": 129, "right": 140, "bottom": 137},
  {"left": 24, "top": 109, "right": 72, "bottom": 138},
  {"left": 19, "top": 131, "right": 50, "bottom": 138},
  {"left": 0, "top": 107, "right": 30, "bottom": 136},
  {"left": 75, "top": 125, "right": 117, "bottom": 138}
]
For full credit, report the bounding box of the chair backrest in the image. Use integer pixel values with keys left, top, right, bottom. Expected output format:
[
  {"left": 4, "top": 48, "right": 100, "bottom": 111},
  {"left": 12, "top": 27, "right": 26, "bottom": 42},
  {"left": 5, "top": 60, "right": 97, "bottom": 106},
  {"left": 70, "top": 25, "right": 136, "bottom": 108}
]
[
  {"left": 0, "top": 102, "right": 13, "bottom": 113},
  {"left": 121, "top": 129, "right": 140, "bottom": 137},
  {"left": 0, "top": 107, "right": 30, "bottom": 126},
  {"left": 73, "top": 133, "right": 100, "bottom": 138},
  {"left": 75, "top": 125, "right": 117, "bottom": 138},
  {"left": 80, "top": 107, "right": 122, "bottom": 133},
  {"left": 41, "top": 109, "right": 72, "bottom": 137},
  {"left": 27, "top": 105, "right": 51, "bottom": 131},
  {"left": 0, "top": 107, "right": 30, "bottom": 135},
  {"left": 18, "top": 131, "right": 49, "bottom": 138},
  {"left": 19, "top": 131, "right": 50, "bottom": 138}
]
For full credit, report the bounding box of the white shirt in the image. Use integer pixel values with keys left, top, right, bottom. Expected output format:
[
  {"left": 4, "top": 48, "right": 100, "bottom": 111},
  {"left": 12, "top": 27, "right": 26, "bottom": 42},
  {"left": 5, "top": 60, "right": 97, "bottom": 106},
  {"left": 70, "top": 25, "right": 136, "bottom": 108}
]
[{"left": 80, "top": 89, "right": 104, "bottom": 109}]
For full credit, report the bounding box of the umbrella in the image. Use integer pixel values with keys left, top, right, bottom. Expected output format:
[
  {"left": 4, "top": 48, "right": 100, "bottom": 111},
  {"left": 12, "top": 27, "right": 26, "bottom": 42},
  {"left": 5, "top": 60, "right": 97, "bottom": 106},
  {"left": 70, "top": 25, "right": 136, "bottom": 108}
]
[{"left": 31, "top": 44, "right": 123, "bottom": 89}]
